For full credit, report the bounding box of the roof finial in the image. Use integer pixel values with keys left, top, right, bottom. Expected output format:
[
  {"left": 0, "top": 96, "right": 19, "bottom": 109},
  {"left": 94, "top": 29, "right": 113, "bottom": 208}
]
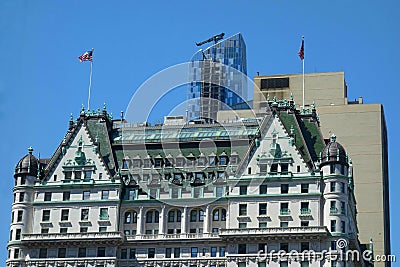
[
  {"left": 103, "top": 102, "right": 107, "bottom": 111},
  {"left": 28, "top": 146, "right": 33, "bottom": 154},
  {"left": 70, "top": 113, "right": 73, "bottom": 121},
  {"left": 290, "top": 92, "right": 294, "bottom": 101}
]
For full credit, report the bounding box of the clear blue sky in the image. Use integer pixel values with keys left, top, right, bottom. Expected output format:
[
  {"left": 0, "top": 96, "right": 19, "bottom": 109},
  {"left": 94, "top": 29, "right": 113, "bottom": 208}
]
[{"left": 0, "top": 0, "right": 399, "bottom": 262}]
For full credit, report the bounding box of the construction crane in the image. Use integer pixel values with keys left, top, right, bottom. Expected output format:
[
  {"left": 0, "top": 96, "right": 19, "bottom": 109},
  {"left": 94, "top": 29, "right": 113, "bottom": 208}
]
[{"left": 196, "top": 33, "right": 225, "bottom": 46}]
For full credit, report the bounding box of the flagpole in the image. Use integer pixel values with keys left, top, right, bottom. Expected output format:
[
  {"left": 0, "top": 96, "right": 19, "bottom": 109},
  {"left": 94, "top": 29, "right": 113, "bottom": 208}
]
[
  {"left": 87, "top": 48, "right": 94, "bottom": 110},
  {"left": 302, "top": 36, "right": 305, "bottom": 109},
  {"left": 302, "top": 54, "right": 305, "bottom": 109}
]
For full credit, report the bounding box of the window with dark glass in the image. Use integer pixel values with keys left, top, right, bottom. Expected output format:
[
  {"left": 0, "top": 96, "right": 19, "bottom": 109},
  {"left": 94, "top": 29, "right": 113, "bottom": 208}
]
[
  {"left": 42, "top": 210, "right": 50, "bottom": 221},
  {"left": 209, "top": 157, "right": 216, "bottom": 166},
  {"left": 83, "top": 191, "right": 90, "bottom": 200},
  {"left": 63, "top": 191, "right": 70, "bottom": 201},
  {"left": 330, "top": 182, "right": 336, "bottom": 192},
  {"left": 146, "top": 211, "right": 153, "bottom": 223},
  {"left": 280, "top": 243, "right": 289, "bottom": 252},
  {"left": 301, "top": 242, "right": 309, "bottom": 251},
  {"left": 61, "top": 209, "right": 69, "bottom": 221},
  {"left": 239, "top": 185, "right": 247, "bottom": 195},
  {"left": 99, "top": 208, "right": 108, "bottom": 220},
  {"left": 191, "top": 247, "right": 198, "bottom": 257},
  {"left": 17, "top": 210, "right": 23, "bottom": 222},
  {"left": 101, "top": 190, "right": 109, "bottom": 200},
  {"left": 81, "top": 209, "right": 89, "bottom": 221},
  {"left": 97, "top": 247, "right": 106, "bottom": 257},
  {"left": 330, "top": 163, "right": 335, "bottom": 174},
  {"left": 21, "top": 177, "right": 26, "bottom": 185},
  {"left": 199, "top": 210, "right": 204, "bottom": 221},
  {"left": 281, "top": 163, "right": 289, "bottom": 174},
  {"left": 122, "top": 159, "right": 130, "bottom": 169},
  {"left": 120, "top": 248, "right": 127, "bottom": 259},
  {"left": 129, "top": 248, "right": 136, "bottom": 259},
  {"left": 148, "top": 248, "right": 156, "bottom": 258},
  {"left": 58, "top": 248, "right": 66, "bottom": 258},
  {"left": 301, "top": 184, "right": 309, "bottom": 193},
  {"left": 213, "top": 209, "right": 219, "bottom": 221},
  {"left": 270, "top": 164, "right": 278, "bottom": 174},
  {"left": 84, "top": 171, "right": 92, "bottom": 181},
  {"left": 219, "top": 156, "right": 228, "bottom": 165},
  {"left": 281, "top": 184, "right": 289, "bottom": 194},
  {"left": 74, "top": 171, "right": 81, "bottom": 180},
  {"left": 260, "top": 185, "right": 267, "bottom": 194},
  {"left": 301, "top": 221, "right": 309, "bottom": 227},
  {"left": 238, "top": 244, "right": 246, "bottom": 254},
  {"left": 13, "top": 248, "right": 19, "bottom": 259},
  {"left": 239, "top": 204, "right": 247, "bottom": 216},
  {"left": 341, "top": 221, "right": 346, "bottom": 233},
  {"left": 174, "top": 248, "right": 180, "bottom": 258},
  {"left": 259, "top": 203, "right": 267, "bottom": 215},
  {"left": 15, "top": 229, "right": 21, "bottom": 240},
  {"left": 211, "top": 247, "right": 217, "bottom": 257},
  {"left": 220, "top": 247, "right": 226, "bottom": 257},
  {"left": 165, "top": 248, "right": 172, "bottom": 258},
  {"left": 39, "top": 248, "right": 47, "bottom": 258},
  {"left": 19, "top": 192, "right": 24, "bottom": 202},
  {"left": 44, "top": 192, "right": 52, "bottom": 201},
  {"left": 154, "top": 159, "right": 163, "bottom": 168},
  {"left": 331, "top": 220, "right": 337, "bottom": 232},
  {"left": 64, "top": 171, "right": 72, "bottom": 180},
  {"left": 340, "top": 182, "right": 345, "bottom": 193},
  {"left": 260, "top": 77, "right": 289, "bottom": 89}
]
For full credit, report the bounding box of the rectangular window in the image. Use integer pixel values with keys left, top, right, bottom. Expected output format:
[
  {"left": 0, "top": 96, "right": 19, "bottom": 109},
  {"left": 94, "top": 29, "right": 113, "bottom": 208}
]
[
  {"left": 260, "top": 185, "right": 267, "bottom": 194},
  {"left": 270, "top": 164, "right": 278, "bottom": 174},
  {"left": 216, "top": 187, "right": 223, "bottom": 197},
  {"left": 17, "top": 210, "right": 23, "bottom": 222},
  {"left": 19, "top": 192, "right": 24, "bottom": 202},
  {"left": 281, "top": 184, "right": 289, "bottom": 194},
  {"left": 100, "top": 208, "right": 109, "bottom": 220},
  {"left": 340, "top": 182, "right": 345, "bottom": 193},
  {"left": 281, "top": 163, "right": 289, "bottom": 174},
  {"left": 280, "top": 221, "right": 289, "bottom": 228},
  {"left": 84, "top": 171, "right": 92, "bottom": 181},
  {"left": 341, "top": 201, "right": 346, "bottom": 214},
  {"left": 147, "top": 248, "right": 156, "bottom": 259},
  {"left": 211, "top": 247, "right": 217, "bottom": 257},
  {"left": 15, "top": 229, "right": 21, "bottom": 240},
  {"left": 42, "top": 210, "right": 50, "bottom": 221},
  {"left": 120, "top": 249, "right": 127, "bottom": 259},
  {"left": 129, "top": 248, "right": 136, "bottom": 259},
  {"left": 260, "top": 77, "right": 289, "bottom": 89},
  {"left": 331, "top": 220, "right": 337, "bottom": 232},
  {"left": 239, "top": 204, "right": 247, "bottom": 216},
  {"left": 83, "top": 191, "right": 90, "bottom": 200},
  {"left": 259, "top": 222, "right": 267, "bottom": 228},
  {"left": 97, "top": 247, "right": 106, "bottom": 257},
  {"left": 13, "top": 248, "right": 19, "bottom": 259},
  {"left": 301, "top": 242, "right": 309, "bottom": 251},
  {"left": 280, "top": 243, "right": 289, "bottom": 252},
  {"left": 191, "top": 247, "right": 198, "bottom": 257},
  {"left": 81, "top": 209, "right": 89, "bottom": 221},
  {"left": 239, "top": 222, "right": 247, "bottom": 228},
  {"left": 58, "top": 248, "right": 66, "bottom": 258},
  {"left": 80, "top": 227, "right": 88, "bottom": 233},
  {"left": 301, "top": 184, "right": 309, "bottom": 193},
  {"left": 44, "top": 192, "right": 52, "bottom": 201},
  {"left": 220, "top": 247, "right": 226, "bottom": 257},
  {"left": 330, "top": 164, "right": 335, "bottom": 174},
  {"left": 74, "top": 171, "right": 81, "bottom": 180},
  {"left": 101, "top": 190, "right": 109, "bottom": 200},
  {"left": 64, "top": 171, "right": 72, "bottom": 180},
  {"left": 171, "top": 188, "right": 179, "bottom": 199},
  {"left": 60, "top": 227, "right": 68, "bottom": 234},
  {"left": 238, "top": 244, "right": 246, "bottom": 254},
  {"left": 41, "top": 228, "right": 49, "bottom": 234},
  {"left": 193, "top": 187, "right": 201, "bottom": 198},
  {"left": 259, "top": 203, "right": 267, "bottom": 215},
  {"left": 165, "top": 248, "right": 172, "bottom": 258},
  {"left": 301, "top": 221, "right": 309, "bottom": 227},
  {"left": 174, "top": 248, "right": 180, "bottom": 258},
  {"left": 39, "top": 248, "right": 47, "bottom": 258},
  {"left": 61, "top": 209, "right": 69, "bottom": 221},
  {"left": 63, "top": 191, "right": 70, "bottom": 201},
  {"left": 239, "top": 185, "right": 247, "bottom": 195},
  {"left": 330, "top": 182, "right": 336, "bottom": 192}
]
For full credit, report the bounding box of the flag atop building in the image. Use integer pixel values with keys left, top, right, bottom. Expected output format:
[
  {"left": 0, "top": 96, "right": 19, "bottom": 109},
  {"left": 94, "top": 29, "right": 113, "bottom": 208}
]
[
  {"left": 298, "top": 36, "right": 304, "bottom": 60},
  {"left": 78, "top": 50, "right": 93, "bottom": 62}
]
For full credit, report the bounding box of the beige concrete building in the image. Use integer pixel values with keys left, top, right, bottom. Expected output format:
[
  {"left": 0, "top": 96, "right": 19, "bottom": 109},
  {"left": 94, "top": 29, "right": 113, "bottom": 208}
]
[{"left": 253, "top": 72, "right": 390, "bottom": 266}]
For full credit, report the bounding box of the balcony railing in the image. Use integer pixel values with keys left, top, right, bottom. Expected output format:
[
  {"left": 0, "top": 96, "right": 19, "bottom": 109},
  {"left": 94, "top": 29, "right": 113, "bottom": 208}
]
[
  {"left": 22, "top": 232, "right": 122, "bottom": 242},
  {"left": 7, "top": 257, "right": 117, "bottom": 267},
  {"left": 280, "top": 209, "right": 291, "bottom": 215},
  {"left": 125, "top": 232, "right": 220, "bottom": 241},
  {"left": 219, "top": 226, "right": 329, "bottom": 238},
  {"left": 300, "top": 208, "right": 311, "bottom": 215}
]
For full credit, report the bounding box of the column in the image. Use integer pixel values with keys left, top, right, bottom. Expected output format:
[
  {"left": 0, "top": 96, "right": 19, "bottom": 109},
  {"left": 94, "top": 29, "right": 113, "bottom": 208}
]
[
  {"left": 182, "top": 207, "right": 188, "bottom": 234},
  {"left": 137, "top": 206, "right": 144, "bottom": 235},
  {"left": 204, "top": 205, "right": 210, "bottom": 233},
  {"left": 159, "top": 205, "right": 166, "bottom": 234}
]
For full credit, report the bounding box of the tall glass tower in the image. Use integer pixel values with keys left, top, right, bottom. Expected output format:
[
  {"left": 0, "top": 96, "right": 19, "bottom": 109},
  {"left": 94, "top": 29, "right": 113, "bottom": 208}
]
[{"left": 188, "top": 33, "right": 247, "bottom": 122}]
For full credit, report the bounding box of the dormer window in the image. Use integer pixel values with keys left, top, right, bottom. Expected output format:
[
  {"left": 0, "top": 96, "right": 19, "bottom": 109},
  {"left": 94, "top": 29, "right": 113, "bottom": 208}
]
[
  {"left": 175, "top": 155, "right": 185, "bottom": 167},
  {"left": 219, "top": 156, "right": 228, "bottom": 166},
  {"left": 270, "top": 164, "right": 278, "bottom": 174},
  {"left": 186, "top": 153, "right": 195, "bottom": 167},
  {"left": 230, "top": 153, "right": 239, "bottom": 165},
  {"left": 209, "top": 156, "right": 216, "bottom": 166},
  {"left": 154, "top": 159, "right": 163, "bottom": 168},
  {"left": 122, "top": 159, "right": 130, "bottom": 169},
  {"left": 143, "top": 156, "right": 152, "bottom": 168}
]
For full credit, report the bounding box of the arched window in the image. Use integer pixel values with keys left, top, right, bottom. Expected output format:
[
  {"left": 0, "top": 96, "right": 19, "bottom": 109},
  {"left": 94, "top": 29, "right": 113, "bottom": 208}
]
[
  {"left": 176, "top": 210, "right": 182, "bottom": 222},
  {"left": 190, "top": 210, "right": 197, "bottom": 222},
  {"left": 124, "top": 212, "right": 131, "bottom": 223},
  {"left": 213, "top": 210, "right": 219, "bottom": 221},
  {"left": 168, "top": 211, "right": 175, "bottom": 222},
  {"left": 146, "top": 211, "right": 153, "bottom": 223},
  {"left": 154, "top": 210, "right": 159, "bottom": 223},
  {"left": 212, "top": 208, "right": 227, "bottom": 221}
]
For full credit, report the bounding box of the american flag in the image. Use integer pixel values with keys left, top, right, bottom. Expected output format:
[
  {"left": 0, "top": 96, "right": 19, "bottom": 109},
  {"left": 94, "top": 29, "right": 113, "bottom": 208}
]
[
  {"left": 78, "top": 50, "right": 93, "bottom": 62},
  {"left": 298, "top": 37, "right": 304, "bottom": 60}
]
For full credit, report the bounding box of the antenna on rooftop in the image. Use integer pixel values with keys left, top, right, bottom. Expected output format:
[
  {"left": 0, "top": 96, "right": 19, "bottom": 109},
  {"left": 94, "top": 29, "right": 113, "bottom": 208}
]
[{"left": 196, "top": 33, "right": 225, "bottom": 46}]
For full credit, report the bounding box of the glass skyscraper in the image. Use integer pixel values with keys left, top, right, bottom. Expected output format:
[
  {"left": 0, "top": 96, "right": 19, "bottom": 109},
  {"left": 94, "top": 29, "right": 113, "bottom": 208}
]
[{"left": 188, "top": 33, "right": 247, "bottom": 121}]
